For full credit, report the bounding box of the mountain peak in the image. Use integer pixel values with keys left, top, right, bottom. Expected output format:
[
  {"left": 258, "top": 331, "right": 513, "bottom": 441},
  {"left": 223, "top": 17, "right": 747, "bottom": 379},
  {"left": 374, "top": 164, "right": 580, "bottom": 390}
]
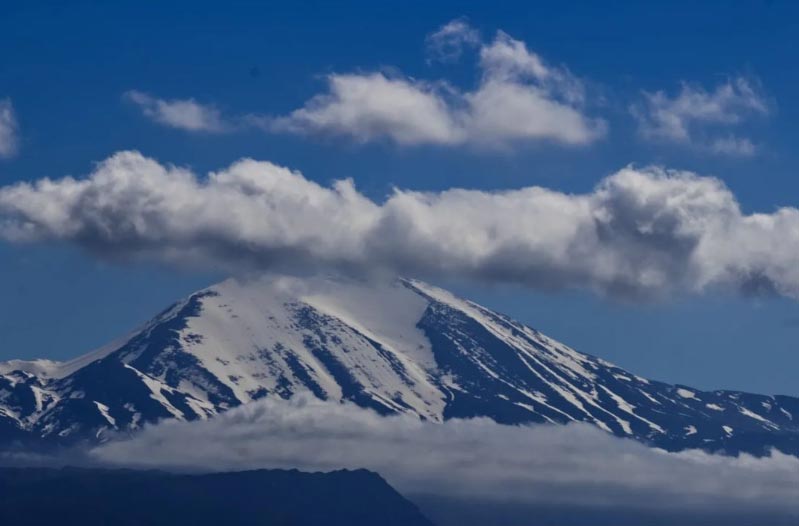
[{"left": 1, "top": 275, "right": 798, "bottom": 456}]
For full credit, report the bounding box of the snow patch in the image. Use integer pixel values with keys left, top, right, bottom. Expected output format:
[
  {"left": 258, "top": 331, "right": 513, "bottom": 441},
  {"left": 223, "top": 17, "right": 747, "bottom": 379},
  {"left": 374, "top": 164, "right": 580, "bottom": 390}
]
[
  {"left": 723, "top": 425, "right": 734, "bottom": 436},
  {"left": 94, "top": 401, "right": 116, "bottom": 427},
  {"left": 739, "top": 406, "right": 773, "bottom": 426}
]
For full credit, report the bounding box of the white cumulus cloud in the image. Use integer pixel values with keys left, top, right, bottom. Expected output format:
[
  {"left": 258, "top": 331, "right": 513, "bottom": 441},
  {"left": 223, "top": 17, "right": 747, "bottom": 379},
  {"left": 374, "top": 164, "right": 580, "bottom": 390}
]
[
  {"left": 124, "top": 90, "right": 229, "bottom": 133},
  {"left": 268, "top": 21, "right": 605, "bottom": 148},
  {"left": 2, "top": 151, "right": 799, "bottom": 301},
  {"left": 270, "top": 73, "right": 463, "bottom": 146}
]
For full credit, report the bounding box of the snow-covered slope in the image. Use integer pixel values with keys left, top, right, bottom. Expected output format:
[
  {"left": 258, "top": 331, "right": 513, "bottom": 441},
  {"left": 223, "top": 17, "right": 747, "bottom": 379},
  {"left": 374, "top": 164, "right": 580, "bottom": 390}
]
[{"left": 1, "top": 276, "right": 798, "bottom": 455}]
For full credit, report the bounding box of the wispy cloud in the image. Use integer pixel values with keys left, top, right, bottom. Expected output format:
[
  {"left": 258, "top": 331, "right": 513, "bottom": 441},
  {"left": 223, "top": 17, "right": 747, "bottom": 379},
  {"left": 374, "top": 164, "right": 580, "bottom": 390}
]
[
  {"left": 424, "top": 18, "right": 481, "bottom": 63},
  {"left": 631, "top": 77, "right": 768, "bottom": 156},
  {"left": 0, "top": 99, "right": 19, "bottom": 158},
  {"left": 92, "top": 396, "right": 799, "bottom": 523},
  {"left": 123, "top": 90, "right": 229, "bottom": 133},
  {"left": 3, "top": 151, "right": 799, "bottom": 301},
  {"left": 709, "top": 135, "right": 757, "bottom": 156},
  {"left": 266, "top": 20, "right": 605, "bottom": 148}
]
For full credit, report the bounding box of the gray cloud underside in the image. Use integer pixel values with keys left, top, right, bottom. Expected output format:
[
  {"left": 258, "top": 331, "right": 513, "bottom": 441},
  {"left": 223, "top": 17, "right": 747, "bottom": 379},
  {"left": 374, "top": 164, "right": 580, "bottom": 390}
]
[
  {"left": 1, "top": 150, "right": 798, "bottom": 300},
  {"left": 91, "top": 397, "right": 799, "bottom": 518}
]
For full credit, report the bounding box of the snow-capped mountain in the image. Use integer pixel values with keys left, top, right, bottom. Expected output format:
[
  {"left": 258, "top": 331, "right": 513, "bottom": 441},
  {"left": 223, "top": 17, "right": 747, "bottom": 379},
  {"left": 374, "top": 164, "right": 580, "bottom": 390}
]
[{"left": 1, "top": 276, "right": 798, "bottom": 455}]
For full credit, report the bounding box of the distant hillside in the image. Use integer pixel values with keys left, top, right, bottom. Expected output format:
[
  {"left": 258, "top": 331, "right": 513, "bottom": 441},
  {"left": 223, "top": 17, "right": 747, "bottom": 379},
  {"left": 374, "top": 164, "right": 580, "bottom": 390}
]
[{"left": 0, "top": 466, "right": 434, "bottom": 526}]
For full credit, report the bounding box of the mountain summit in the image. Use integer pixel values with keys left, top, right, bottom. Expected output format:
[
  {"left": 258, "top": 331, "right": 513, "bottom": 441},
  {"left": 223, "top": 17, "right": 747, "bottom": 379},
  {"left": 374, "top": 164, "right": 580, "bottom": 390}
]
[{"left": 1, "top": 276, "right": 797, "bottom": 455}]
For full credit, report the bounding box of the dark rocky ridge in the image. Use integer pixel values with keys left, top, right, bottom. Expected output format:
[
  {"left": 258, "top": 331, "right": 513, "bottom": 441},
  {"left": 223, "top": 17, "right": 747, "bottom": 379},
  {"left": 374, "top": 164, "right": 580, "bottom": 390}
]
[{"left": 0, "top": 466, "right": 434, "bottom": 526}]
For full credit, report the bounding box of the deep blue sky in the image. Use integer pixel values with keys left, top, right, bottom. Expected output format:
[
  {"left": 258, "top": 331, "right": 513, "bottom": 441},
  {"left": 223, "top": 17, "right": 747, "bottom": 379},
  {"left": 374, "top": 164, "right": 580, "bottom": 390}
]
[{"left": 1, "top": 0, "right": 798, "bottom": 395}]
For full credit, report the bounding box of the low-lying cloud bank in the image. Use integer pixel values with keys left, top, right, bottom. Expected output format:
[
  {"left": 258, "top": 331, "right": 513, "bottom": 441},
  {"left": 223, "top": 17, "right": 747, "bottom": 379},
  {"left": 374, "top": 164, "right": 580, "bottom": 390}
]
[
  {"left": 91, "top": 397, "right": 799, "bottom": 519},
  {"left": 1, "top": 150, "right": 799, "bottom": 300}
]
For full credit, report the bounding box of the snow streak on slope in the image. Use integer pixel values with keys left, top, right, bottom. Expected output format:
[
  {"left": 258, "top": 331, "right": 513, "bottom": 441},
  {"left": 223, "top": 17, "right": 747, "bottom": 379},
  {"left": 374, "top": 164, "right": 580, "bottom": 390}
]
[{"left": 0, "top": 276, "right": 798, "bottom": 456}]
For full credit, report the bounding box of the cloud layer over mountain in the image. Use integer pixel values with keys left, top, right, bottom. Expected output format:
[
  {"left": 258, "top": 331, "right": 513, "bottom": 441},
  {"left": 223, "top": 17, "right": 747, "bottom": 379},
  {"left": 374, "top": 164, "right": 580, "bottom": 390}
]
[
  {"left": 92, "top": 397, "right": 799, "bottom": 522},
  {"left": 1, "top": 150, "right": 798, "bottom": 300}
]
